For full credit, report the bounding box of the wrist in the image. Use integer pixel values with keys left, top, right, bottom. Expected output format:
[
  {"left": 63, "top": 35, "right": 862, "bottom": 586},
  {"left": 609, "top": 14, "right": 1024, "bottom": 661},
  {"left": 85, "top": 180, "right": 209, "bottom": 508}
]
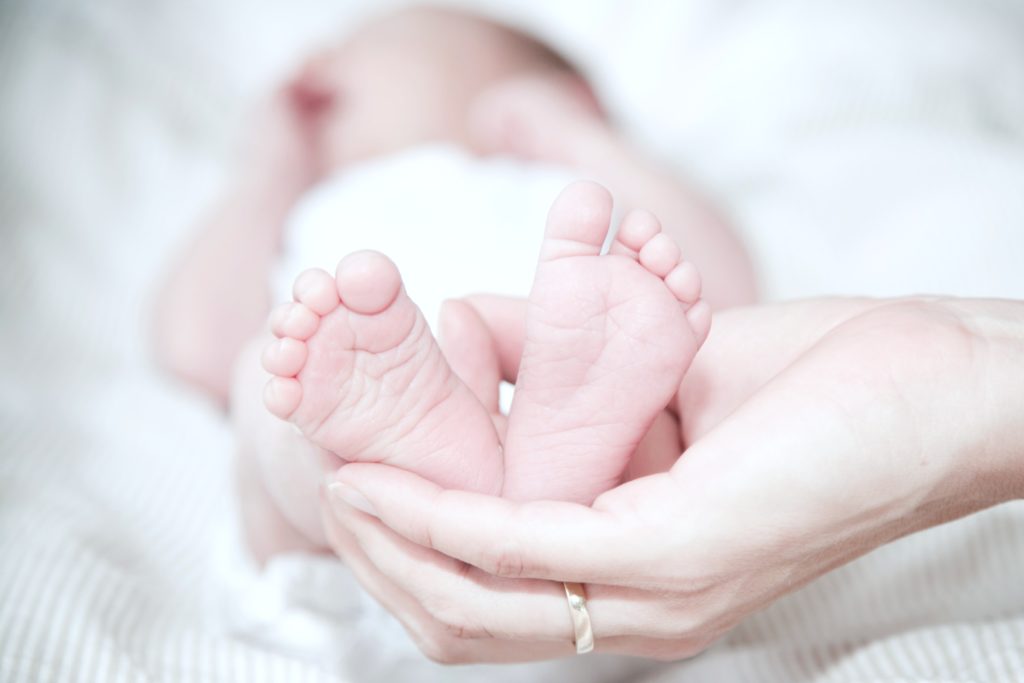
[
  {"left": 953, "top": 299, "right": 1024, "bottom": 504},
  {"left": 817, "top": 297, "right": 1024, "bottom": 534}
]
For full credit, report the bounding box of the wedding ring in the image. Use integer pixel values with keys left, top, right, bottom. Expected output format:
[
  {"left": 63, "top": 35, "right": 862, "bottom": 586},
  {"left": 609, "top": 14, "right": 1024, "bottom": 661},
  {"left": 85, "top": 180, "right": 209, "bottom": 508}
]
[{"left": 562, "top": 582, "right": 594, "bottom": 654}]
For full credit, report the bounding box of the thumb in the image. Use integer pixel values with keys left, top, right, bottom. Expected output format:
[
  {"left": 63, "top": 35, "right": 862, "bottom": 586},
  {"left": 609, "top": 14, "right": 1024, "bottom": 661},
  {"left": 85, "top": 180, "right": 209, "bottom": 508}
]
[
  {"left": 462, "top": 294, "right": 528, "bottom": 383},
  {"left": 438, "top": 299, "right": 502, "bottom": 413}
]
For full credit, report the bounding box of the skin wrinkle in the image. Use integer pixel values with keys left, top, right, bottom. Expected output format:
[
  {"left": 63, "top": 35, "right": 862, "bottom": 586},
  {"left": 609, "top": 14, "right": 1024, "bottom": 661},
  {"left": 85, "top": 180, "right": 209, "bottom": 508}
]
[
  {"left": 361, "top": 328, "right": 450, "bottom": 443},
  {"left": 481, "top": 505, "right": 537, "bottom": 580},
  {"left": 299, "top": 304, "right": 420, "bottom": 438},
  {"left": 390, "top": 393, "right": 458, "bottom": 463},
  {"left": 429, "top": 567, "right": 565, "bottom": 642},
  {"left": 515, "top": 296, "right": 679, "bottom": 427},
  {"left": 505, "top": 419, "right": 635, "bottom": 449},
  {"left": 403, "top": 407, "right": 486, "bottom": 480},
  {"left": 381, "top": 338, "right": 444, "bottom": 406},
  {"left": 376, "top": 548, "right": 489, "bottom": 642},
  {"left": 303, "top": 282, "right": 503, "bottom": 475}
]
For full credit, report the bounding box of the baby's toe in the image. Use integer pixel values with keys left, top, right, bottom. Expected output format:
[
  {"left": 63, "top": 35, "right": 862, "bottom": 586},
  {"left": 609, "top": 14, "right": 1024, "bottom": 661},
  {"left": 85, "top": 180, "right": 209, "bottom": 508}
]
[
  {"left": 685, "top": 300, "right": 712, "bottom": 344},
  {"left": 270, "top": 302, "right": 319, "bottom": 340},
  {"left": 638, "top": 233, "right": 681, "bottom": 278},
  {"left": 261, "top": 337, "right": 308, "bottom": 377},
  {"left": 293, "top": 268, "right": 340, "bottom": 315},
  {"left": 664, "top": 261, "right": 702, "bottom": 305},
  {"left": 613, "top": 209, "right": 661, "bottom": 257},
  {"left": 540, "top": 181, "right": 614, "bottom": 261},
  {"left": 263, "top": 377, "right": 303, "bottom": 419},
  {"left": 335, "top": 250, "right": 402, "bottom": 315}
]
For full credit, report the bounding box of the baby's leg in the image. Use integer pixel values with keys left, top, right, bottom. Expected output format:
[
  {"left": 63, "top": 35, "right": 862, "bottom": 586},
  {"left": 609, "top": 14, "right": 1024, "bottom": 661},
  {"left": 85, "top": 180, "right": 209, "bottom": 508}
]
[
  {"left": 155, "top": 81, "right": 326, "bottom": 403},
  {"left": 231, "top": 337, "right": 339, "bottom": 558},
  {"left": 501, "top": 181, "right": 710, "bottom": 503},
  {"left": 471, "top": 76, "right": 757, "bottom": 310},
  {"left": 262, "top": 252, "right": 504, "bottom": 494}
]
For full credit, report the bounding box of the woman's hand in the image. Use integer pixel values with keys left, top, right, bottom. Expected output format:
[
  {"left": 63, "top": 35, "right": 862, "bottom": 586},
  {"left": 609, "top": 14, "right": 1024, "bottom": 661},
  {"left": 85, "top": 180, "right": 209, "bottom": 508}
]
[{"left": 320, "top": 297, "right": 1024, "bottom": 663}]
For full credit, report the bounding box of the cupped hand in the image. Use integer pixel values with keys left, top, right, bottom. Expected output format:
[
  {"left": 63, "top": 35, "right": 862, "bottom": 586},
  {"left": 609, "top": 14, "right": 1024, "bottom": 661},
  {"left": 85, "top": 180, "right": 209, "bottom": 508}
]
[{"left": 320, "top": 296, "right": 1024, "bottom": 663}]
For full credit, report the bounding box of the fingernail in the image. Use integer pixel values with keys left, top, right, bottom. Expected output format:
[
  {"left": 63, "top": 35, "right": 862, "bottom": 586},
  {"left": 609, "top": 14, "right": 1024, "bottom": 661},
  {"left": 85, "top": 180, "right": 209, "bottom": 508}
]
[{"left": 327, "top": 481, "right": 377, "bottom": 517}]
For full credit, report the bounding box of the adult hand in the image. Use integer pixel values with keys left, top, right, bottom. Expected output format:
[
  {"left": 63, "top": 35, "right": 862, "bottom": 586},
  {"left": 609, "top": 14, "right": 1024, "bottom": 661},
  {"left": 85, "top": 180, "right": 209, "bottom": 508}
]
[{"left": 320, "top": 296, "right": 1024, "bottom": 663}]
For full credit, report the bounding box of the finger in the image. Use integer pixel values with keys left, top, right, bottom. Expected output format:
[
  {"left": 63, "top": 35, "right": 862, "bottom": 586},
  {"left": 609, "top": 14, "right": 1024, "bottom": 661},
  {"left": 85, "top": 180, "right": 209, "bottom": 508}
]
[
  {"left": 336, "top": 490, "right": 731, "bottom": 645},
  {"left": 334, "top": 491, "right": 580, "bottom": 642},
  {"left": 322, "top": 498, "right": 456, "bottom": 658},
  {"left": 322, "top": 498, "right": 576, "bottom": 664},
  {"left": 329, "top": 464, "right": 671, "bottom": 584},
  {"left": 437, "top": 299, "right": 501, "bottom": 413},
  {"left": 462, "top": 294, "right": 527, "bottom": 383},
  {"left": 320, "top": 494, "right": 424, "bottom": 626}
]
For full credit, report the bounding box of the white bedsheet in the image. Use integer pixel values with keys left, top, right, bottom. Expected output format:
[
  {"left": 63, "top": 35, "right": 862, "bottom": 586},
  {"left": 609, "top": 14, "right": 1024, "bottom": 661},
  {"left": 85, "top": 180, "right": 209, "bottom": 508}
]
[{"left": 2, "top": 0, "right": 1023, "bottom": 681}]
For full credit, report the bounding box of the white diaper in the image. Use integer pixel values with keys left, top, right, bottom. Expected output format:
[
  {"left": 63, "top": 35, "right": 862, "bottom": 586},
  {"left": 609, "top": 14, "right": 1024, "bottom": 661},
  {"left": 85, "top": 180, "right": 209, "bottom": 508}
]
[{"left": 274, "top": 144, "right": 580, "bottom": 330}]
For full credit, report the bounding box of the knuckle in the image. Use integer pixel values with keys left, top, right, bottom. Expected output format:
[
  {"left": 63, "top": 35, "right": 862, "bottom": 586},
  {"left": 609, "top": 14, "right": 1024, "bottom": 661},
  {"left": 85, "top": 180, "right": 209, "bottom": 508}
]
[
  {"left": 481, "top": 536, "right": 535, "bottom": 579},
  {"left": 487, "top": 548, "right": 527, "bottom": 579},
  {"left": 425, "top": 638, "right": 471, "bottom": 665},
  {"left": 439, "top": 619, "right": 481, "bottom": 641},
  {"left": 419, "top": 641, "right": 457, "bottom": 665},
  {"left": 453, "top": 559, "right": 475, "bottom": 582},
  {"left": 413, "top": 630, "right": 462, "bottom": 665},
  {"left": 430, "top": 605, "right": 484, "bottom": 641},
  {"left": 475, "top": 507, "right": 543, "bottom": 579}
]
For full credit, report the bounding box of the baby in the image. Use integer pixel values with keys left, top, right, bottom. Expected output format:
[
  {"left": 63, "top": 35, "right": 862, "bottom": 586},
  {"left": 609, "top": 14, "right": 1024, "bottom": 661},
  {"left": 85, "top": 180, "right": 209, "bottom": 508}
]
[{"left": 156, "top": 6, "right": 756, "bottom": 561}]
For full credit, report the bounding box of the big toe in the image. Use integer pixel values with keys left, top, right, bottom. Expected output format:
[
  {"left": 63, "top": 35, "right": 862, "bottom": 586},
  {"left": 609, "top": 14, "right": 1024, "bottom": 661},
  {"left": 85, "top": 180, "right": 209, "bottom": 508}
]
[
  {"left": 540, "top": 181, "right": 614, "bottom": 261},
  {"left": 335, "top": 250, "right": 402, "bottom": 315}
]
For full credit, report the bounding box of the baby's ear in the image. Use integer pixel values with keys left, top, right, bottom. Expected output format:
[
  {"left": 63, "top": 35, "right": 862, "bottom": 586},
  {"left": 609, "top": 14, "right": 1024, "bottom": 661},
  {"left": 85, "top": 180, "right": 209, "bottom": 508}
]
[
  {"left": 287, "top": 50, "right": 341, "bottom": 112},
  {"left": 563, "top": 72, "right": 605, "bottom": 119}
]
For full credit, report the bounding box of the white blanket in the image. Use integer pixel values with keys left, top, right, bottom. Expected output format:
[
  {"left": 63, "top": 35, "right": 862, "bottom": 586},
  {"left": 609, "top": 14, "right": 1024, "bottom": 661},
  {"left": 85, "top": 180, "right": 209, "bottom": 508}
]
[{"left": 2, "top": 0, "right": 1024, "bottom": 681}]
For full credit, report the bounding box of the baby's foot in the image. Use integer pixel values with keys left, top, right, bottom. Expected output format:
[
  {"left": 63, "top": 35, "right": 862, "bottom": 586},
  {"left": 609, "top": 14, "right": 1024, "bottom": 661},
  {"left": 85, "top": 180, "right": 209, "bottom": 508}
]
[
  {"left": 261, "top": 251, "right": 503, "bottom": 494},
  {"left": 502, "top": 181, "right": 710, "bottom": 503}
]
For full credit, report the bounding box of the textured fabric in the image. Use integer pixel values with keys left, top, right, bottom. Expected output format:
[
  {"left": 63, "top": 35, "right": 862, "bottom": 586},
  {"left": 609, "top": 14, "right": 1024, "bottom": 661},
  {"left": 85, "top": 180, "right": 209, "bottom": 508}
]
[{"left": 1, "top": 0, "right": 1023, "bottom": 681}]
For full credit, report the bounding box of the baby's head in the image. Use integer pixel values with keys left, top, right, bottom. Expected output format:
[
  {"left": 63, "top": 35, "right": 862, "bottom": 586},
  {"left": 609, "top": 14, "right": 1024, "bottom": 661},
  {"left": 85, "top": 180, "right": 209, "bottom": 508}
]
[{"left": 294, "top": 6, "right": 594, "bottom": 169}]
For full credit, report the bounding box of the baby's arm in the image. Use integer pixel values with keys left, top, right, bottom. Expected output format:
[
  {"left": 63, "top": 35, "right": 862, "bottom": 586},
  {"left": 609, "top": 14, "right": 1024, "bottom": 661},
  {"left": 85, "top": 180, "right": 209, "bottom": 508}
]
[
  {"left": 154, "top": 85, "right": 322, "bottom": 403},
  {"left": 471, "top": 76, "right": 758, "bottom": 309}
]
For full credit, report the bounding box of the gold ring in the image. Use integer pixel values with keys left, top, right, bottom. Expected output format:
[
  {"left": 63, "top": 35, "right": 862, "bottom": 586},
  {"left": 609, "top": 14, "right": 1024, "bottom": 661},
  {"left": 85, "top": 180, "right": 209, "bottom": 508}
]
[{"left": 562, "top": 582, "right": 594, "bottom": 654}]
